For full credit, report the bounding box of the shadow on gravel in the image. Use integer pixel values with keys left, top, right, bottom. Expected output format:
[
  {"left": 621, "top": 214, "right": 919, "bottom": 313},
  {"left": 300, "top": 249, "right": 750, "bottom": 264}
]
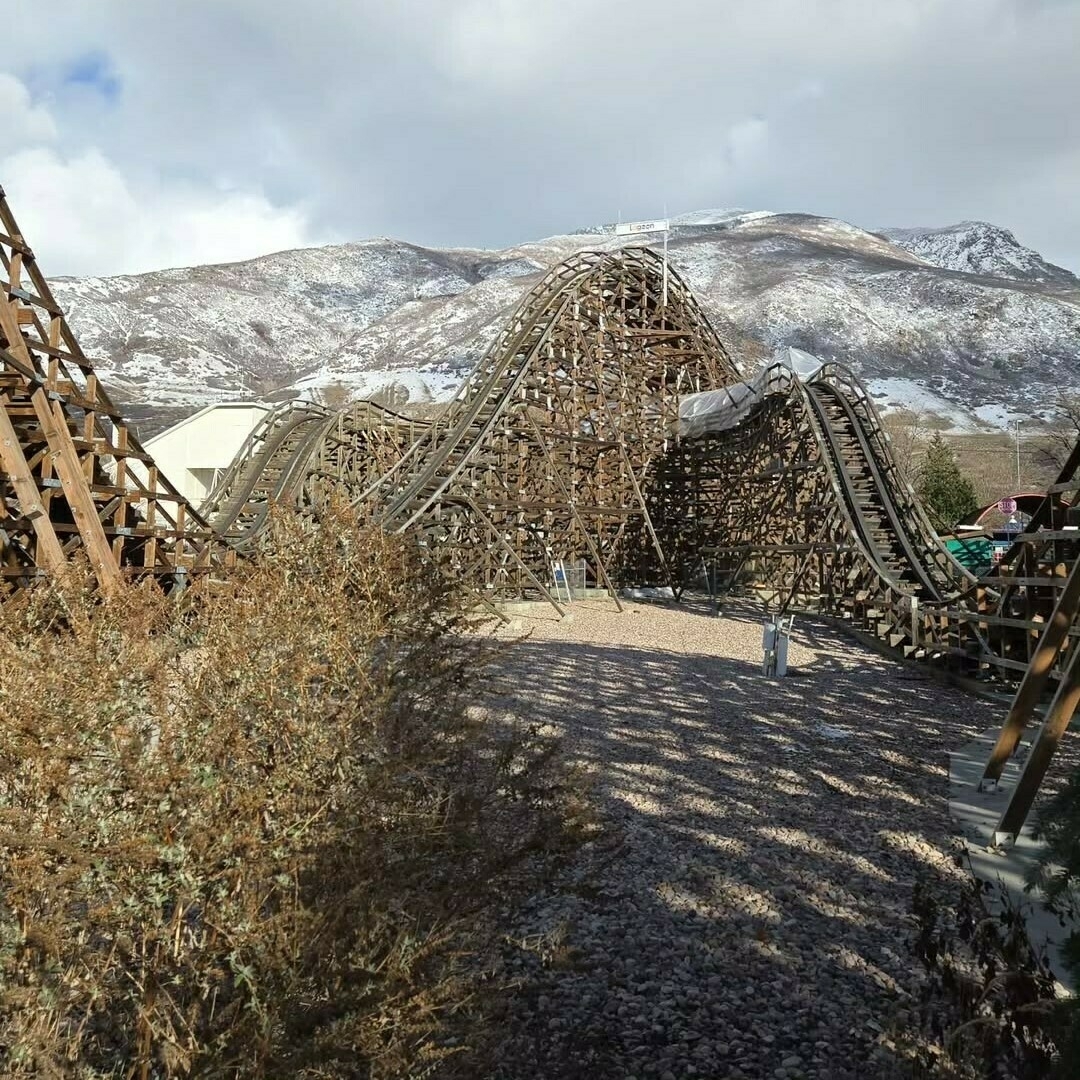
[{"left": 473, "top": 603, "right": 1001, "bottom": 1080}]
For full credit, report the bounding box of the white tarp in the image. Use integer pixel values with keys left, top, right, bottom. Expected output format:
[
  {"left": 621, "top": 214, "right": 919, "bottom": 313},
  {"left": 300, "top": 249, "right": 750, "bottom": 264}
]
[{"left": 678, "top": 347, "right": 824, "bottom": 439}]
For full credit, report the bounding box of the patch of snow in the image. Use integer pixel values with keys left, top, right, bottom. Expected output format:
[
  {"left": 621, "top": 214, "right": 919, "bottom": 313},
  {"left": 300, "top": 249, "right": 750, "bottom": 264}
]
[
  {"left": 290, "top": 365, "right": 460, "bottom": 405},
  {"left": 880, "top": 222, "right": 1079, "bottom": 285},
  {"left": 478, "top": 256, "right": 545, "bottom": 281},
  {"left": 865, "top": 378, "right": 985, "bottom": 432},
  {"left": 672, "top": 208, "right": 776, "bottom": 227},
  {"left": 44, "top": 207, "right": 1080, "bottom": 431}
]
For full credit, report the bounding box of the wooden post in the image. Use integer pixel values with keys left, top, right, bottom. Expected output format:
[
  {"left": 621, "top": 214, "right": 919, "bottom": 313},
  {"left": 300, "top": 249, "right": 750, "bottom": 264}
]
[
  {"left": 993, "top": 642, "right": 1080, "bottom": 844},
  {"left": 980, "top": 556, "right": 1080, "bottom": 787},
  {"left": 0, "top": 400, "right": 66, "bottom": 570},
  {"left": 0, "top": 294, "right": 121, "bottom": 589}
]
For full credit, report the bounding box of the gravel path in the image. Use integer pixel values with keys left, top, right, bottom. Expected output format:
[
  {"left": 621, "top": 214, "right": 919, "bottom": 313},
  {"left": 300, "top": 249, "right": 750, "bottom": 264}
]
[{"left": 476, "top": 597, "right": 1004, "bottom": 1080}]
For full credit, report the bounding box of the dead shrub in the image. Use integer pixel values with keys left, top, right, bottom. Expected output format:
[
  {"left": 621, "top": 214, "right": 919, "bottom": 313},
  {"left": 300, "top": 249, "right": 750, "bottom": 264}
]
[{"left": 0, "top": 505, "right": 579, "bottom": 1078}]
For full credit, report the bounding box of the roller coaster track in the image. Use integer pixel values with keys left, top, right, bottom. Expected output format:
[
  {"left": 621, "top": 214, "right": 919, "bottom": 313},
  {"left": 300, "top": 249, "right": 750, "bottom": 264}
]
[
  {"left": 200, "top": 399, "right": 423, "bottom": 554},
  {"left": 3, "top": 172, "right": 1076, "bottom": 680},
  {"left": 4, "top": 176, "right": 1080, "bottom": 831},
  {"left": 803, "top": 380, "right": 956, "bottom": 601},
  {"left": 667, "top": 360, "right": 1080, "bottom": 679},
  {"left": 190, "top": 243, "right": 1078, "bottom": 686},
  {"left": 352, "top": 247, "right": 738, "bottom": 602},
  {"left": 201, "top": 249, "right": 736, "bottom": 609}
]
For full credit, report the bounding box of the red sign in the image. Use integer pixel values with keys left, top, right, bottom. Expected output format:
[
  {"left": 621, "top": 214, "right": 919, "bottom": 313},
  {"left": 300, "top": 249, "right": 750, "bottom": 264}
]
[{"left": 997, "top": 498, "right": 1017, "bottom": 515}]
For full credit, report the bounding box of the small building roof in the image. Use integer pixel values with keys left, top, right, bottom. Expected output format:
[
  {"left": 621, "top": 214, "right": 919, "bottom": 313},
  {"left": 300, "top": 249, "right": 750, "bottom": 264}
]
[{"left": 144, "top": 401, "right": 271, "bottom": 446}]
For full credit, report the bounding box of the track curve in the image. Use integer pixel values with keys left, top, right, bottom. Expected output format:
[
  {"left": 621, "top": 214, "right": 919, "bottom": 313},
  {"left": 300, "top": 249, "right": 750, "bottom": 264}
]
[
  {"left": 201, "top": 400, "right": 425, "bottom": 554},
  {"left": 664, "top": 359, "right": 1077, "bottom": 675}
]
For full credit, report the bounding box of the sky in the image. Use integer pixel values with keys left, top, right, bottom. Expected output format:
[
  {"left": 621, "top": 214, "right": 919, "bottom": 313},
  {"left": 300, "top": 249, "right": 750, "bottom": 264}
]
[{"left": 1, "top": 0, "right": 1078, "bottom": 277}]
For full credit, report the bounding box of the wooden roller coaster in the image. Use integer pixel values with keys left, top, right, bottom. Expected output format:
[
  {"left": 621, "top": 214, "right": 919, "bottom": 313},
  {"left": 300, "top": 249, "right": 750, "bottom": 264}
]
[
  {"left": 2, "top": 182, "right": 1078, "bottom": 835},
  {"left": 0, "top": 186, "right": 218, "bottom": 591},
  {"left": 201, "top": 398, "right": 425, "bottom": 555},
  {"left": 667, "top": 361, "right": 1080, "bottom": 681}
]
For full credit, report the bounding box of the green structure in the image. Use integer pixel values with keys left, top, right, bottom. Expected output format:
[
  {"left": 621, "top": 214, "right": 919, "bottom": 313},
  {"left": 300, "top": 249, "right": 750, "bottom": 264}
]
[{"left": 945, "top": 536, "right": 993, "bottom": 574}]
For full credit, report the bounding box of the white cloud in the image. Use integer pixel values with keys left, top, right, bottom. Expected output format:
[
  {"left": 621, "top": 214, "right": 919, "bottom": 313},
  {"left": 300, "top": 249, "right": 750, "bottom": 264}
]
[
  {"left": 1, "top": 54, "right": 326, "bottom": 275},
  {"left": 0, "top": 73, "right": 58, "bottom": 147},
  {"left": 1, "top": 147, "right": 322, "bottom": 276},
  {"left": 0, "top": 0, "right": 1078, "bottom": 273},
  {"left": 727, "top": 118, "right": 769, "bottom": 169},
  {"left": 440, "top": 0, "right": 580, "bottom": 88}
]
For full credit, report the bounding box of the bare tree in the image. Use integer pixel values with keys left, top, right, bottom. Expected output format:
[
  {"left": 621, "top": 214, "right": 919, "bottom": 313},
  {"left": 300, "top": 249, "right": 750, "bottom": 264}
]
[
  {"left": 312, "top": 380, "right": 354, "bottom": 409},
  {"left": 882, "top": 409, "right": 927, "bottom": 488},
  {"left": 1035, "top": 391, "right": 1080, "bottom": 472},
  {"left": 369, "top": 382, "right": 411, "bottom": 411}
]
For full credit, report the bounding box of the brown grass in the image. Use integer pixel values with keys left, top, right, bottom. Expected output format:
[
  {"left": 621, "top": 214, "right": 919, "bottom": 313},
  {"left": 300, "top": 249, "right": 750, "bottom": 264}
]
[{"left": 0, "top": 506, "right": 581, "bottom": 1078}]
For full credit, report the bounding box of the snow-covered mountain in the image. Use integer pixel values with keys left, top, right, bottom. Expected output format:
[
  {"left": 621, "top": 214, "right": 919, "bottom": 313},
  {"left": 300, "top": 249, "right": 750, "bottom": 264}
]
[
  {"left": 50, "top": 210, "right": 1080, "bottom": 436},
  {"left": 878, "top": 221, "right": 1079, "bottom": 286}
]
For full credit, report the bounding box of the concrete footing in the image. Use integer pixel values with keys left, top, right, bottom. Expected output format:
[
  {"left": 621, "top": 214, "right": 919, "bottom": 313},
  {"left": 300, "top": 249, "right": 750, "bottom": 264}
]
[{"left": 948, "top": 727, "right": 1075, "bottom": 991}]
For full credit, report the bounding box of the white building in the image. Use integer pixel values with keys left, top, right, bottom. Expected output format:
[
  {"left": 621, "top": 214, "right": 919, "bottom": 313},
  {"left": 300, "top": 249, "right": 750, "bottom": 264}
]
[{"left": 142, "top": 402, "right": 270, "bottom": 509}]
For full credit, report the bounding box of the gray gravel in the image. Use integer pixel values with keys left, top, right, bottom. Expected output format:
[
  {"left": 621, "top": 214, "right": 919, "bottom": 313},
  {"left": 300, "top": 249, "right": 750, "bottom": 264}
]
[{"left": 474, "top": 596, "right": 1004, "bottom": 1079}]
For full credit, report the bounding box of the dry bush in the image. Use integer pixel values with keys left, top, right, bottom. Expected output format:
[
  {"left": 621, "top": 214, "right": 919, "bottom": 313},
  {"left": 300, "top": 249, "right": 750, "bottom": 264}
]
[
  {"left": 1035, "top": 392, "right": 1080, "bottom": 473},
  {"left": 0, "top": 506, "right": 580, "bottom": 1078},
  {"left": 313, "top": 381, "right": 354, "bottom": 409}
]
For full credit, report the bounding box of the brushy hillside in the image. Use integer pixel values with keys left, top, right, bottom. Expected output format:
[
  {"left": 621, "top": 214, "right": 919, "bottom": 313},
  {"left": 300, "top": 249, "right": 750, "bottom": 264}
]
[
  {"left": 52, "top": 212, "right": 1080, "bottom": 433},
  {"left": 0, "top": 508, "right": 585, "bottom": 1078}
]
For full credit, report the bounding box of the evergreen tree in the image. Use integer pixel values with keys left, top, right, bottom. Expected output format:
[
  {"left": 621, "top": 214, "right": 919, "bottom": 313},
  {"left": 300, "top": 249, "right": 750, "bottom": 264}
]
[{"left": 917, "top": 432, "right": 980, "bottom": 528}]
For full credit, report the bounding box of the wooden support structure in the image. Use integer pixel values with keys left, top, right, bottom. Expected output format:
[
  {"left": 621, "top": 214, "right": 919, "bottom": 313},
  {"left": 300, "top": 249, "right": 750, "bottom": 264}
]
[
  {"left": 992, "top": 642, "right": 1080, "bottom": 845},
  {"left": 2, "top": 174, "right": 1078, "bottom": 829},
  {"left": 0, "top": 183, "right": 219, "bottom": 588},
  {"left": 303, "top": 249, "right": 737, "bottom": 600},
  {"left": 981, "top": 556, "right": 1080, "bottom": 788}
]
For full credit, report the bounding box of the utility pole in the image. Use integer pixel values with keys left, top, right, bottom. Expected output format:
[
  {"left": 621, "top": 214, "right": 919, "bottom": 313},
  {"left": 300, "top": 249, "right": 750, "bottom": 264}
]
[
  {"left": 661, "top": 203, "right": 669, "bottom": 311},
  {"left": 1014, "top": 418, "right": 1022, "bottom": 490}
]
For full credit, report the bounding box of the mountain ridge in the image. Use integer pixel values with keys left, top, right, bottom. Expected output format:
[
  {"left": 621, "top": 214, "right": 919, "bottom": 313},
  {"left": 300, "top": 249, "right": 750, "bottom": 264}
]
[{"left": 49, "top": 211, "right": 1080, "bottom": 437}]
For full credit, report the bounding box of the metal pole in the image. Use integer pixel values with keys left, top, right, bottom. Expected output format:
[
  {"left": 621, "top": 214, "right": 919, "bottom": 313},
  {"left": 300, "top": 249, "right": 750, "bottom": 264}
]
[
  {"left": 1015, "top": 419, "right": 1021, "bottom": 490},
  {"left": 662, "top": 227, "right": 669, "bottom": 310}
]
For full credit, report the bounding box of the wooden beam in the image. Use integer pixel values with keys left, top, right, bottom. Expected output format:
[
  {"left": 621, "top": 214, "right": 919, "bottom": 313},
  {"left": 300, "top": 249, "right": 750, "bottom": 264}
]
[
  {"left": 980, "top": 556, "right": 1080, "bottom": 787},
  {"left": 0, "top": 291, "right": 121, "bottom": 589},
  {"left": 993, "top": 642, "right": 1080, "bottom": 844},
  {"left": 0, "top": 401, "right": 66, "bottom": 571}
]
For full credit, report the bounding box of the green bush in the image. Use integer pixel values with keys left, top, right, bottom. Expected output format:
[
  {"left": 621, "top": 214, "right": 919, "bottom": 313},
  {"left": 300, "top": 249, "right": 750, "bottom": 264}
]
[{"left": 0, "top": 507, "right": 580, "bottom": 1077}]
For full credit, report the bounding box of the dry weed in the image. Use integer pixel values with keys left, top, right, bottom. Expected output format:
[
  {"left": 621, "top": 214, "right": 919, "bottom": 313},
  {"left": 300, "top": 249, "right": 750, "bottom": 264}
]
[{"left": 0, "top": 506, "right": 579, "bottom": 1078}]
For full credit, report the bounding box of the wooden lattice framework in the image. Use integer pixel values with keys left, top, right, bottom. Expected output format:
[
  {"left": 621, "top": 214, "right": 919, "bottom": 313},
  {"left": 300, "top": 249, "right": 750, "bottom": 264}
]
[
  {"left": 0, "top": 186, "right": 218, "bottom": 590},
  {"left": 201, "top": 399, "right": 425, "bottom": 553},
  {"left": 667, "top": 361, "right": 1080, "bottom": 681},
  {"left": 360, "top": 248, "right": 739, "bottom": 605},
  {"left": 976, "top": 442, "right": 1080, "bottom": 840}
]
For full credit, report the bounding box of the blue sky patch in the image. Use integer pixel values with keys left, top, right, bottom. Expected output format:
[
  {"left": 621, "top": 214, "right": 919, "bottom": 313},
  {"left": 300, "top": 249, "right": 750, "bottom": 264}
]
[{"left": 62, "top": 52, "right": 121, "bottom": 103}]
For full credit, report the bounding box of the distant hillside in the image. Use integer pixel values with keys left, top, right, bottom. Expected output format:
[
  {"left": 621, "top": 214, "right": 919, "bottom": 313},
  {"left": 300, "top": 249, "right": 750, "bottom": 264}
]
[
  {"left": 51, "top": 209, "right": 1080, "bottom": 435},
  {"left": 879, "top": 221, "right": 1079, "bottom": 286}
]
